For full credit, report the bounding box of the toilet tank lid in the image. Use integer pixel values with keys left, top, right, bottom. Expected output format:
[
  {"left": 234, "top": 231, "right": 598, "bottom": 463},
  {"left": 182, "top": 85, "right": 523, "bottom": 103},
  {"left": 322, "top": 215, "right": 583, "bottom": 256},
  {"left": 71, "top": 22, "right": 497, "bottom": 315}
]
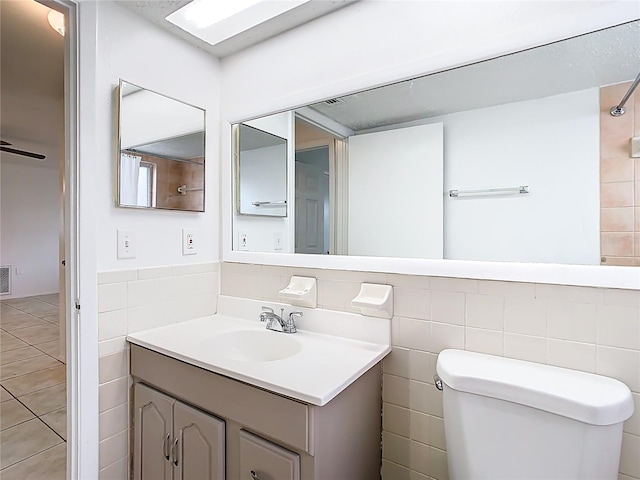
[{"left": 436, "top": 349, "right": 634, "bottom": 426}]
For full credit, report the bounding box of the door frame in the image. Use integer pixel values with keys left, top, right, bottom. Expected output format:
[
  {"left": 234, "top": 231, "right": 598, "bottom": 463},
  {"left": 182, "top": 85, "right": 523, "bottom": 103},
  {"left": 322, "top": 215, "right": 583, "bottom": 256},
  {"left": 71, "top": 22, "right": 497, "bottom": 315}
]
[{"left": 39, "top": 0, "right": 84, "bottom": 477}]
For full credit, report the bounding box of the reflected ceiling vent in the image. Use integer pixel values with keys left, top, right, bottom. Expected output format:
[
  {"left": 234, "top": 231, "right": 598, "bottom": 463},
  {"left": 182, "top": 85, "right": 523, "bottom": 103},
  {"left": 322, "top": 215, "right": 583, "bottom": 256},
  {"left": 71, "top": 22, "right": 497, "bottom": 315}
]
[{"left": 324, "top": 98, "right": 345, "bottom": 106}]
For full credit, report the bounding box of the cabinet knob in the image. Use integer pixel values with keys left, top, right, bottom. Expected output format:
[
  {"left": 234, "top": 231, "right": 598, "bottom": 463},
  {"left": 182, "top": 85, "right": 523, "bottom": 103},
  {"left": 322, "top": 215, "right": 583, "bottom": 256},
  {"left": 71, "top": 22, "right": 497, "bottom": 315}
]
[{"left": 250, "top": 470, "right": 260, "bottom": 480}]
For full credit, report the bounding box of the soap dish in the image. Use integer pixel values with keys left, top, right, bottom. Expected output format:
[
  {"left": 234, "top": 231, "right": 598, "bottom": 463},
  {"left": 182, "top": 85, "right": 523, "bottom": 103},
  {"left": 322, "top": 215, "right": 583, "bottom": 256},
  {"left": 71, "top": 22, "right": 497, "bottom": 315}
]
[
  {"left": 279, "top": 276, "right": 317, "bottom": 308},
  {"left": 351, "top": 283, "right": 393, "bottom": 319}
]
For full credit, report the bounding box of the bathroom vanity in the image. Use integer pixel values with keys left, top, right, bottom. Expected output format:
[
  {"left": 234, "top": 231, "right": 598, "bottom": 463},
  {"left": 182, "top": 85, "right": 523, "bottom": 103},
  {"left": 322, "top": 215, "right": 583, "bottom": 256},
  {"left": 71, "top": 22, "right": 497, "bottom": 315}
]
[{"left": 128, "top": 296, "right": 391, "bottom": 480}]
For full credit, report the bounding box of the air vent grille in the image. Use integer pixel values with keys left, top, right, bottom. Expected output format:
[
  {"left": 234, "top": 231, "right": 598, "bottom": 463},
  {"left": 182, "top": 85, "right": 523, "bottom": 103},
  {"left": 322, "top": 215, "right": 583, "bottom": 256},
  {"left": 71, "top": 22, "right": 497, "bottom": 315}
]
[
  {"left": 0, "top": 265, "right": 11, "bottom": 295},
  {"left": 324, "top": 98, "right": 345, "bottom": 105}
]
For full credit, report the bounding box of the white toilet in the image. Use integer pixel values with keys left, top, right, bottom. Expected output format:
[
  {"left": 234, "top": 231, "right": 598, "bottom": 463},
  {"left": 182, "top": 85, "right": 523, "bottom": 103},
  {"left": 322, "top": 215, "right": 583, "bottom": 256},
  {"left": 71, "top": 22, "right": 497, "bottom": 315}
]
[{"left": 436, "top": 349, "right": 634, "bottom": 480}]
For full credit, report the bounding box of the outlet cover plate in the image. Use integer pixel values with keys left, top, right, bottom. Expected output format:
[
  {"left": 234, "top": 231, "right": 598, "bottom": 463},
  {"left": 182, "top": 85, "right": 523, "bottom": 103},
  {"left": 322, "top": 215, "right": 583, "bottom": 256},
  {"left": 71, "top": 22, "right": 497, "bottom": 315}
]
[{"left": 183, "top": 229, "right": 197, "bottom": 255}]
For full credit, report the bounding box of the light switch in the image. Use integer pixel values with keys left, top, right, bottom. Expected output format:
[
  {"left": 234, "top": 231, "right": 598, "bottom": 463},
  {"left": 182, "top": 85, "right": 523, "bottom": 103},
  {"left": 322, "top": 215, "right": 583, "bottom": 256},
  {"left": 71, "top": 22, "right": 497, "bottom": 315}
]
[{"left": 117, "top": 230, "right": 136, "bottom": 259}]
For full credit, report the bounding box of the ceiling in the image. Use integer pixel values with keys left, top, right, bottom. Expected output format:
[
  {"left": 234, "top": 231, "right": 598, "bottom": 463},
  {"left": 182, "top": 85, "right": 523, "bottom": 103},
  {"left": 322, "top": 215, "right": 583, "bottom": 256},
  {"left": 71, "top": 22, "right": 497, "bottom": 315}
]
[
  {"left": 0, "top": 0, "right": 64, "bottom": 169},
  {"left": 115, "top": 0, "right": 356, "bottom": 58},
  {"left": 309, "top": 21, "right": 640, "bottom": 132}
]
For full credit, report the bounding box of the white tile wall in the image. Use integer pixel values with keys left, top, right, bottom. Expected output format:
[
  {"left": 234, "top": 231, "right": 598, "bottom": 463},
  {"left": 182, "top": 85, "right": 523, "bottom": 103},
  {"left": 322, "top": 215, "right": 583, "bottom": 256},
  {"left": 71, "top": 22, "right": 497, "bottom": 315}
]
[
  {"left": 220, "top": 262, "right": 640, "bottom": 480},
  {"left": 96, "top": 262, "right": 219, "bottom": 480}
]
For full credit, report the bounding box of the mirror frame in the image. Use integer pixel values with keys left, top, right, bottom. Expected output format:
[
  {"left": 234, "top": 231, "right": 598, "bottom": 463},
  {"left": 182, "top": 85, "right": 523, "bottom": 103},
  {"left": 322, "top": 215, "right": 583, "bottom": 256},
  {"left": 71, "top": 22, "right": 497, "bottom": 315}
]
[
  {"left": 222, "top": 19, "right": 640, "bottom": 291},
  {"left": 116, "top": 79, "right": 207, "bottom": 212},
  {"left": 233, "top": 123, "right": 289, "bottom": 218}
]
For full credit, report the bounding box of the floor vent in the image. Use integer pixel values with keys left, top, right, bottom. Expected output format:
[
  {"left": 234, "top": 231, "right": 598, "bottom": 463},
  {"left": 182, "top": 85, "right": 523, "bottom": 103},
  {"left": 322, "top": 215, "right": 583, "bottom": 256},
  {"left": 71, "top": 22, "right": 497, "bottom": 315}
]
[{"left": 0, "top": 265, "right": 11, "bottom": 295}]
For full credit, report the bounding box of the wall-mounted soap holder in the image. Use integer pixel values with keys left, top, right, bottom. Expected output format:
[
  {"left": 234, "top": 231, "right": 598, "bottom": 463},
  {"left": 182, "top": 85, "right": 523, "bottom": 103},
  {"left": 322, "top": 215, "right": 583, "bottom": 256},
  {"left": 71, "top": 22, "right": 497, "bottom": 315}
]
[
  {"left": 279, "top": 276, "right": 317, "bottom": 308},
  {"left": 351, "top": 283, "right": 393, "bottom": 319}
]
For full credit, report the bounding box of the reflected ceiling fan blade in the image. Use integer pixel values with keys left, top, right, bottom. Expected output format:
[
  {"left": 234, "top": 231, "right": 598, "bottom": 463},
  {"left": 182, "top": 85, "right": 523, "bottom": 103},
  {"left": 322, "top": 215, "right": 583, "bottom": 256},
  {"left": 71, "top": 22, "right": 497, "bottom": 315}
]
[{"left": 0, "top": 141, "right": 46, "bottom": 160}]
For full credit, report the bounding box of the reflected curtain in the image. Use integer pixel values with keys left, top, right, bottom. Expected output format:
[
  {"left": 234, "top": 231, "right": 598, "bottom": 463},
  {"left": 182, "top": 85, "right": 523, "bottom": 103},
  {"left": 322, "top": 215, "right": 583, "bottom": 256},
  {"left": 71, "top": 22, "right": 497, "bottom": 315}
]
[{"left": 120, "top": 153, "right": 141, "bottom": 205}]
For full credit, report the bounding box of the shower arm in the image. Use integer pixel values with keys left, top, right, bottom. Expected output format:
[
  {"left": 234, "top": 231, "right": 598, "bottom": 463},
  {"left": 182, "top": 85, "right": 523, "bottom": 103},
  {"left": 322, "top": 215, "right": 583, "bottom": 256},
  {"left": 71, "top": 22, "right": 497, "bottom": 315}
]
[{"left": 610, "top": 71, "right": 640, "bottom": 117}]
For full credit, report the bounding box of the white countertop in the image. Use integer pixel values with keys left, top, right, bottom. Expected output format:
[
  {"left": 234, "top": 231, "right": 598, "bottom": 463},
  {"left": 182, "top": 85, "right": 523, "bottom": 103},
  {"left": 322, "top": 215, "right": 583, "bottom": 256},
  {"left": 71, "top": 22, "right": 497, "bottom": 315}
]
[{"left": 127, "top": 296, "right": 391, "bottom": 406}]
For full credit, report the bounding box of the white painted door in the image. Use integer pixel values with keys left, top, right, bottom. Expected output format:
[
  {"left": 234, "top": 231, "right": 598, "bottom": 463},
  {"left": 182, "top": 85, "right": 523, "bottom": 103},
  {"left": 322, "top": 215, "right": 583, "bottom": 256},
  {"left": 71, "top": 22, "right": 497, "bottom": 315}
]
[
  {"left": 295, "top": 160, "right": 326, "bottom": 254},
  {"left": 348, "top": 123, "right": 444, "bottom": 258}
]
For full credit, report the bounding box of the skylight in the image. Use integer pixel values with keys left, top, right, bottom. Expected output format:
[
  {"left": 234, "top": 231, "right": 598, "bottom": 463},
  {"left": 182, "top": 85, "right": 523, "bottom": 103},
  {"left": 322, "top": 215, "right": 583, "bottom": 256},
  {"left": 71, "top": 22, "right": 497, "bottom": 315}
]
[{"left": 166, "top": 0, "right": 309, "bottom": 47}]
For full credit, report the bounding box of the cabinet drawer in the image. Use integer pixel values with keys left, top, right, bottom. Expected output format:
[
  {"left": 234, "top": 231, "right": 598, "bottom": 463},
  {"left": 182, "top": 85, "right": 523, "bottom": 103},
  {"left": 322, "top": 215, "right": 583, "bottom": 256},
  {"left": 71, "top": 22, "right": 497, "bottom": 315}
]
[
  {"left": 239, "top": 430, "right": 301, "bottom": 480},
  {"left": 131, "top": 345, "right": 310, "bottom": 452}
]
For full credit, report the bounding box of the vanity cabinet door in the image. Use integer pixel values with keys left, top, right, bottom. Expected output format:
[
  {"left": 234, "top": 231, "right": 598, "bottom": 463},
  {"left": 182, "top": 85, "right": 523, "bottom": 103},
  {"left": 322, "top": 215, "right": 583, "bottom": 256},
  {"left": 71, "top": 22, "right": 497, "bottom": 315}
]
[
  {"left": 239, "top": 430, "right": 301, "bottom": 480},
  {"left": 173, "top": 401, "right": 225, "bottom": 480},
  {"left": 134, "top": 383, "right": 174, "bottom": 480}
]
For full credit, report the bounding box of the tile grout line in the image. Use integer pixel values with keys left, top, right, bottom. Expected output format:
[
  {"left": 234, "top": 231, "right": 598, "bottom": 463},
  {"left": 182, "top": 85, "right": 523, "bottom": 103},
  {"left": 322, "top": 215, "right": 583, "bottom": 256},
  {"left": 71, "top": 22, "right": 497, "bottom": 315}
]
[
  {"left": 0, "top": 438, "right": 66, "bottom": 472},
  {"left": 1, "top": 294, "right": 67, "bottom": 472}
]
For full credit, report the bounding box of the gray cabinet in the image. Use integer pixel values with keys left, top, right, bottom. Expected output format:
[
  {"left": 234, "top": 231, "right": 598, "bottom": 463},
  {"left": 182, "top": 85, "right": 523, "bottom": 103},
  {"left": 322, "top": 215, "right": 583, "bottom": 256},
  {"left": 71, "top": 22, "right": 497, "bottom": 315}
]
[
  {"left": 239, "top": 430, "right": 300, "bottom": 480},
  {"left": 131, "top": 344, "right": 382, "bottom": 480},
  {"left": 134, "top": 383, "right": 225, "bottom": 480}
]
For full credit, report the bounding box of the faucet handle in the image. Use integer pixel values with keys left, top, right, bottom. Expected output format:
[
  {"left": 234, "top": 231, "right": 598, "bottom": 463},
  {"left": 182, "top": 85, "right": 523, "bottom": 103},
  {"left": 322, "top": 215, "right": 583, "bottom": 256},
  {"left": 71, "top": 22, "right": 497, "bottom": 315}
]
[
  {"left": 288, "top": 311, "right": 303, "bottom": 329},
  {"left": 289, "top": 311, "right": 303, "bottom": 320},
  {"left": 260, "top": 306, "right": 274, "bottom": 322}
]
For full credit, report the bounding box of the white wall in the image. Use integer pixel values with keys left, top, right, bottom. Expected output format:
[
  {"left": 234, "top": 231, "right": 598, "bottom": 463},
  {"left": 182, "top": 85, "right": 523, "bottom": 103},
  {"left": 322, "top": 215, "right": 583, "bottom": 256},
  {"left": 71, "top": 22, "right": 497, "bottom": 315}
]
[
  {"left": 238, "top": 145, "right": 287, "bottom": 215},
  {"left": 0, "top": 160, "right": 59, "bottom": 298},
  {"left": 348, "top": 123, "right": 444, "bottom": 259},
  {"left": 89, "top": 2, "right": 220, "bottom": 273},
  {"left": 120, "top": 89, "right": 204, "bottom": 149},
  {"left": 443, "top": 89, "right": 600, "bottom": 264},
  {"left": 76, "top": 1, "right": 222, "bottom": 476},
  {"left": 373, "top": 88, "right": 601, "bottom": 265}
]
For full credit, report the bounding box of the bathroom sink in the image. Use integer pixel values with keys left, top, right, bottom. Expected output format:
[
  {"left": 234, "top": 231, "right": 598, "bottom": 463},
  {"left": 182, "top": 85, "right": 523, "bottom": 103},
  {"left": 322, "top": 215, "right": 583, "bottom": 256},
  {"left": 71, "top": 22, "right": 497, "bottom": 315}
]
[{"left": 209, "top": 330, "right": 302, "bottom": 362}]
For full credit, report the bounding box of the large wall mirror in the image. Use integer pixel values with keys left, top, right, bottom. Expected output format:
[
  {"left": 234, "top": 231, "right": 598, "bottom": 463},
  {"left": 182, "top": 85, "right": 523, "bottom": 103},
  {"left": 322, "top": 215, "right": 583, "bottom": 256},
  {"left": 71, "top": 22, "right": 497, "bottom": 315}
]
[
  {"left": 118, "top": 80, "right": 206, "bottom": 212},
  {"left": 232, "top": 21, "right": 640, "bottom": 267}
]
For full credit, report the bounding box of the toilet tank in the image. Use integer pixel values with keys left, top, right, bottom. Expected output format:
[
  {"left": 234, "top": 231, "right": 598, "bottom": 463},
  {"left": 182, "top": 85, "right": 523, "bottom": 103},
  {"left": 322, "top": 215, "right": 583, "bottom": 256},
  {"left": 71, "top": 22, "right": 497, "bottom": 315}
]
[{"left": 436, "top": 349, "right": 634, "bottom": 480}]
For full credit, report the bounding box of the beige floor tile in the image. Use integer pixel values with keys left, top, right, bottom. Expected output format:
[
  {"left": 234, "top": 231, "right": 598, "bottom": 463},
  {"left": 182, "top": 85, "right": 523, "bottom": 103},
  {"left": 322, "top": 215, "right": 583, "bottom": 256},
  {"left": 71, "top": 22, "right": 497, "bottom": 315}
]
[
  {"left": 0, "top": 355, "right": 62, "bottom": 382},
  {"left": 1, "top": 298, "right": 35, "bottom": 310},
  {"left": 0, "top": 304, "right": 23, "bottom": 318},
  {"left": 17, "top": 383, "right": 66, "bottom": 416},
  {"left": 0, "top": 443, "right": 66, "bottom": 480},
  {"left": 0, "top": 399, "right": 35, "bottom": 431},
  {"left": 0, "top": 332, "right": 29, "bottom": 353},
  {"left": 0, "top": 418, "right": 62, "bottom": 469},
  {"left": 33, "top": 294, "right": 59, "bottom": 306},
  {"left": 35, "top": 340, "right": 65, "bottom": 362},
  {"left": 5, "top": 299, "right": 58, "bottom": 318},
  {"left": 41, "top": 406, "right": 66, "bottom": 440},
  {"left": 0, "top": 345, "right": 43, "bottom": 365},
  {"left": 1, "top": 365, "right": 66, "bottom": 397},
  {"left": 1, "top": 311, "right": 37, "bottom": 325},
  {"left": 9, "top": 324, "right": 59, "bottom": 345},
  {"left": 41, "top": 314, "right": 59, "bottom": 325},
  {"left": 1, "top": 386, "right": 13, "bottom": 402},
  {"left": 1, "top": 314, "right": 49, "bottom": 331}
]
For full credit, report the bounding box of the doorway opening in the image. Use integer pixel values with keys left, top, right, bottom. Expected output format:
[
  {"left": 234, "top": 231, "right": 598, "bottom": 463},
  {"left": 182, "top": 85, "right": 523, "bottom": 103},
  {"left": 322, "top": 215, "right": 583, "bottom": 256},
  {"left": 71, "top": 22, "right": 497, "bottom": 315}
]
[
  {"left": 294, "top": 117, "right": 348, "bottom": 255},
  {"left": 1, "top": 0, "right": 77, "bottom": 477}
]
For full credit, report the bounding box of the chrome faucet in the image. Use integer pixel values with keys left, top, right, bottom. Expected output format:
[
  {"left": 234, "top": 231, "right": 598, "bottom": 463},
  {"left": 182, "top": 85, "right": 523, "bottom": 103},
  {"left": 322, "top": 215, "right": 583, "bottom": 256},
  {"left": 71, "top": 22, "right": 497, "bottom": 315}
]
[{"left": 260, "top": 306, "right": 302, "bottom": 334}]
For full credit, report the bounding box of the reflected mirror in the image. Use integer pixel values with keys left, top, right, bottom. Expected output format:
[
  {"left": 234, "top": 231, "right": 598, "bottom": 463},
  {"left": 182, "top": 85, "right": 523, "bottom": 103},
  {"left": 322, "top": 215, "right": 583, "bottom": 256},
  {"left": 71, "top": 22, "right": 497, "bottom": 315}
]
[
  {"left": 235, "top": 123, "right": 288, "bottom": 217},
  {"left": 232, "top": 21, "right": 640, "bottom": 266},
  {"left": 118, "top": 80, "right": 205, "bottom": 212}
]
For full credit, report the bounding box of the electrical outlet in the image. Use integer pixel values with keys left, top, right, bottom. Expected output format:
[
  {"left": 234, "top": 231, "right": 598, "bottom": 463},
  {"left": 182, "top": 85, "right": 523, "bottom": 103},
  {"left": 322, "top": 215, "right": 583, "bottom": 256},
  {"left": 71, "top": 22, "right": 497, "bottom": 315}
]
[
  {"left": 182, "top": 229, "right": 197, "bottom": 255},
  {"left": 239, "top": 232, "right": 249, "bottom": 251},
  {"left": 274, "top": 232, "right": 283, "bottom": 250},
  {"left": 117, "top": 230, "right": 136, "bottom": 259}
]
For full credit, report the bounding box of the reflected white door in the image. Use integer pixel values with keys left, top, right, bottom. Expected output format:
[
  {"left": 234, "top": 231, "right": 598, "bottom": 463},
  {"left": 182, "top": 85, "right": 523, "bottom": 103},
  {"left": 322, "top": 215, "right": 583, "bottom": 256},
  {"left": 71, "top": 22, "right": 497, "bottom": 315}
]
[
  {"left": 295, "top": 160, "right": 326, "bottom": 254},
  {"left": 348, "top": 123, "right": 444, "bottom": 258}
]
